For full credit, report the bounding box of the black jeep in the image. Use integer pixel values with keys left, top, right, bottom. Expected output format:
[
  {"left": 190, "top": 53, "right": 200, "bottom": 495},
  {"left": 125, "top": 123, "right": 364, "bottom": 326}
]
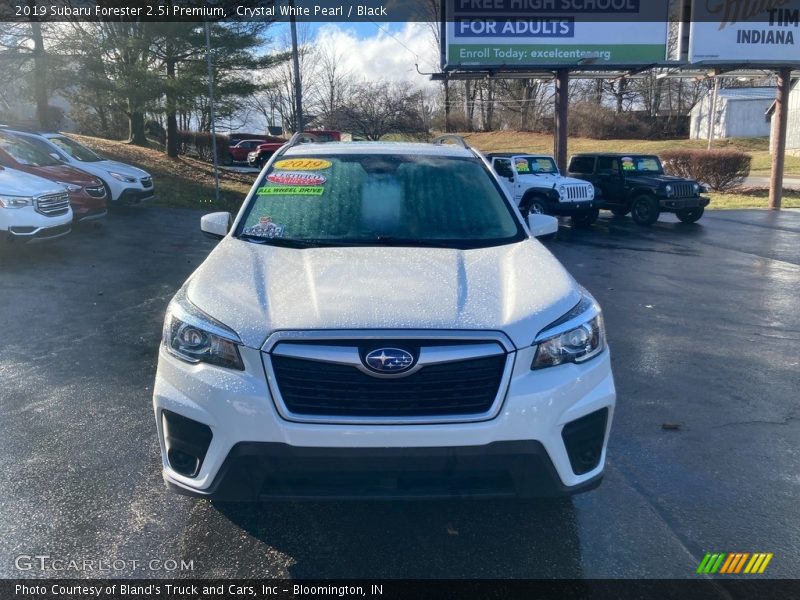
[{"left": 567, "top": 153, "right": 710, "bottom": 226}]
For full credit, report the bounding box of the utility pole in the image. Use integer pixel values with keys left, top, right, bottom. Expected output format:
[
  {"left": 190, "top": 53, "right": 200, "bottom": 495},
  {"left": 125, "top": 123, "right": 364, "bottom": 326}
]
[
  {"left": 554, "top": 69, "right": 569, "bottom": 174},
  {"left": 290, "top": 1, "right": 304, "bottom": 133},
  {"left": 769, "top": 67, "right": 791, "bottom": 210},
  {"left": 204, "top": 20, "right": 220, "bottom": 204}
]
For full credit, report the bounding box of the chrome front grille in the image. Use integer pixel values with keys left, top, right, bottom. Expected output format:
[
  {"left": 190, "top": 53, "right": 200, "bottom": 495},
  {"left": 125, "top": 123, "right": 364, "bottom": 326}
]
[
  {"left": 563, "top": 184, "right": 592, "bottom": 201},
  {"left": 262, "top": 333, "right": 515, "bottom": 424},
  {"left": 35, "top": 192, "right": 71, "bottom": 217}
]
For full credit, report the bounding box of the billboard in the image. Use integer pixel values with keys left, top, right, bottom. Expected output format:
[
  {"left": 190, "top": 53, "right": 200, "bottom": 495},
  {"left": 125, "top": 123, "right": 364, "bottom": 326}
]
[
  {"left": 442, "top": 0, "right": 670, "bottom": 70},
  {"left": 689, "top": 0, "right": 800, "bottom": 64}
]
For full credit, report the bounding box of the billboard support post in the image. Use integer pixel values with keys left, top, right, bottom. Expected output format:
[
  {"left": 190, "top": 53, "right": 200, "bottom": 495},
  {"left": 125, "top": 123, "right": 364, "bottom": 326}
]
[
  {"left": 769, "top": 67, "right": 792, "bottom": 211},
  {"left": 554, "top": 69, "right": 569, "bottom": 174}
]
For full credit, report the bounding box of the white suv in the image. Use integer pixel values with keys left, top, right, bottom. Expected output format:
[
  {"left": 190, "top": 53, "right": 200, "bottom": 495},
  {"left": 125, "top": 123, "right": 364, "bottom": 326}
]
[
  {"left": 153, "top": 138, "right": 616, "bottom": 500},
  {"left": 1, "top": 165, "right": 72, "bottom": 243},
  {"left": 5, "top": 130, "right": 154, "bottom": 206}
]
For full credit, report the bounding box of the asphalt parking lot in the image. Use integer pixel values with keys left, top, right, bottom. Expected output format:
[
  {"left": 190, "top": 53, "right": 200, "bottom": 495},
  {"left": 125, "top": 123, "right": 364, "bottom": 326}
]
[{"left": 1, "top": 207, "right": 798, "bottom": 580}]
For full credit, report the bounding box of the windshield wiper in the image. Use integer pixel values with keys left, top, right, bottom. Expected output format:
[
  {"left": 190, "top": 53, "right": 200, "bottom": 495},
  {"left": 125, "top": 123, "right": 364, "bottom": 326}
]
[
  {"left": 236, "top": 235, "right": 364, "bottom": 248},
  {"left": 370, "top": 235, "right": 460, "bottom": 248}
]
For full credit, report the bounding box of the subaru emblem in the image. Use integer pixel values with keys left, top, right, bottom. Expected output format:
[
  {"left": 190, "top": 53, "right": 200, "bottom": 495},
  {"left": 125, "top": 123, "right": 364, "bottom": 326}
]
[{"left": 364, "top": 348, "right": 415, "bottom": 374}]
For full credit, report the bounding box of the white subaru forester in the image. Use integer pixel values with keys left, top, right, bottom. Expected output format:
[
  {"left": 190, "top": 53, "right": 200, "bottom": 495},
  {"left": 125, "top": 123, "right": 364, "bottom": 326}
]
[{"left": 153, "top": 137, "right": 616, "bottom": 500}]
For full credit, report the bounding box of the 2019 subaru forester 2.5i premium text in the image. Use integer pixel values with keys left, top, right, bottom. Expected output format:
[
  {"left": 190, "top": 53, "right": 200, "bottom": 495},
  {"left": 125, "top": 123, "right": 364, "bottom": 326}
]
[{"left": 153, "top": 138, "right": 616, "bottom": 501}]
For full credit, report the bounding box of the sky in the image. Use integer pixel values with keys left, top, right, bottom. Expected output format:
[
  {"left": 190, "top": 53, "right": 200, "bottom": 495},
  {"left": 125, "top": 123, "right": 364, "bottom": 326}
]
[{"left": 269, "top": 21, "right": 442, "bottom": 92}]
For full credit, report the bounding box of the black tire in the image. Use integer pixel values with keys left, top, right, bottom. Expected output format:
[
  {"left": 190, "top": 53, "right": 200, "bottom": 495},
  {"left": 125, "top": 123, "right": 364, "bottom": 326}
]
[
  {"left": 676, "top": 207, "right": 704, "bottom": 223},
  {"left": 102, "top": 183, "right": 118, "bottom": 213},
  {"left": 570, "top": 208, "right": 599, "bottom": 229},
  {"left": 527, "top": 196, "right": 549, "bottom": 216},
  {"left": 630, "top": 195, "right": 660, "bottom": 226},
  {"left": 610, "top": 206, "right": 630, "bottom": 217}
]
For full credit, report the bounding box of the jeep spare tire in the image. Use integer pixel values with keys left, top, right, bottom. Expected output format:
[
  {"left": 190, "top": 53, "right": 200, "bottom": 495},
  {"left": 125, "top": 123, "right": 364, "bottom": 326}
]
[
  {"left": 676, "top": 207, "right": 704, "bottom": 223},
  {"left": 631, "top": 195, "right": 660, "bottom": 226}
]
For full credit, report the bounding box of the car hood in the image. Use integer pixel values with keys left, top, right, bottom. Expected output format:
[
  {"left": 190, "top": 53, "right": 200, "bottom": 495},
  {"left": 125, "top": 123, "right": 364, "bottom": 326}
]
[
  {"left": 0, "top": 167, "right": 65, "bottom": 196},
  {"left": 185, "top": 238, "right": 581, "bottom": 350},
  {"left": 625, "top": 174, "right": 697, "bottom": 186},
  {"left": 23, "top": 164, "right": 102, "bottom": 186},
  {"left": 518, "top": 174, "right": 592, "bottom": 187}
]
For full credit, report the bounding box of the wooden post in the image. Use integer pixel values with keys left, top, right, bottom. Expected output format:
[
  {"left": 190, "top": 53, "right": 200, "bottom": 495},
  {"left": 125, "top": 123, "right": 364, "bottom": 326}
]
[
  {"left": 554, "top": 69, "right": 569, "bottom": 173},
  {"left": 769, "top": 67, "right": 791, "bottom": 210},
  {"left": 707, "top": 75, "right": 720, "bottom": 150}
]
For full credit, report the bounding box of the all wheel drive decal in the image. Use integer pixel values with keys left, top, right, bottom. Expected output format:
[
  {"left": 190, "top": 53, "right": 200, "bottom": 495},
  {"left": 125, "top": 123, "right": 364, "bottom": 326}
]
[
  {"left": 273, "top": 158, "right": 332, "bottom": 171},
  {"left": 257, "top": 186, "right": 324, "bottom": 196},
  {"left": 267, "top": 171, "right": 327, "bottom": 186}
]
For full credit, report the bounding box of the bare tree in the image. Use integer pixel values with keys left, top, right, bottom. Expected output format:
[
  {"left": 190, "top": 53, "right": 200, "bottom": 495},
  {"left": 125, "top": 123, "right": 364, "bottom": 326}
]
[{"left": 332, "top": 81, "right": 426, "bottom": 140}]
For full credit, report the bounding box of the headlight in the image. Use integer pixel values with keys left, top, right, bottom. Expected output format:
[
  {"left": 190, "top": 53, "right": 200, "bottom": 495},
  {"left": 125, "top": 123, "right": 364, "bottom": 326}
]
[
  {"left": 587, "top": 186, "right": 594, "bottom": 199},
  {"left": 56, "top": 181, "right": 82, "bottom": 193},
  {"left": 532, "top": 294, "right": 606, "bottom": 370},
  {"left": 693, "top": 183, "right": 700, "bottom": 194},
  {"left": 558, "top": 185, "right": 566, "bottom": 197},
  {"left": 664, "top": 184, "right": 673, "bottom": 198},
  {"left": 163, "top": 288, "right": 244, "bottom": 370},
  {"left": 0, "top": 195, "right": 33, "bottom": 209},
  {"left": 109, "top": 171, "right": 137, "bottom": 183}
]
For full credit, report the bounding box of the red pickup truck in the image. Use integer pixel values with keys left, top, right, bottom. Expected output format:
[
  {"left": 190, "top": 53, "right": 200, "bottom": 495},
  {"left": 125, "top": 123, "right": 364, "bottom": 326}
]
[
  {"left": 228, "top": 139, "right": 269, "bottom": 163},
  {"left": 247, "top": 131, "right": 341, "bottom": 168}
]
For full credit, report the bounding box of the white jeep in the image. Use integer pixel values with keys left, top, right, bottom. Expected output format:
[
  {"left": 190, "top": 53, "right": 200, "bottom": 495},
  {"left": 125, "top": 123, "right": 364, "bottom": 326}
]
[{"left": 488, "top": 153, "right": 599, "bottom": 228}]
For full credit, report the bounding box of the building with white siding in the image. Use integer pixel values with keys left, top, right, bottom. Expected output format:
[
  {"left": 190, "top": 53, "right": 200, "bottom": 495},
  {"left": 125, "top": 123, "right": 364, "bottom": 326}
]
[{"left": 690, "top": 87, "right": 776, "bottom": 140}]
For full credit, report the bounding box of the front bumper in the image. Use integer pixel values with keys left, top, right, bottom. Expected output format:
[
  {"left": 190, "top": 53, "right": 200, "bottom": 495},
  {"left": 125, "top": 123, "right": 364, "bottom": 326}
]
[
  {"left": 153, "top": 342, "right": 616, "bottom": 500},
  {"left": 659, "top": 196, "right": 710, "bottom": 211},
  {"left": 115, "top": 187, "right": 155, "bottom": 205},
  {"left": 2, "top": 207, "right": 73, "bottom": 243},
  {"left": 165, "top": 440, "right": 604, "bottom": 501},
  {"left": 549, "top": 200, "right": 596, "bottom": 215}
]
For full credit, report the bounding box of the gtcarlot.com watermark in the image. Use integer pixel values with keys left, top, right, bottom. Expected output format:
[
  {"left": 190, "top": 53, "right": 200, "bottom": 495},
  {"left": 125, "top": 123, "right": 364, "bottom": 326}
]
[{"left": 15, "top": 554, "right": 194, "bottom": 573}]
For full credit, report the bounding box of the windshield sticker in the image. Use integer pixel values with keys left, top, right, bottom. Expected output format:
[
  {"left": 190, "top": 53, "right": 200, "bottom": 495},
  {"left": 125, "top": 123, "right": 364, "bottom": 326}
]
[
  {"left": 257, "top": 186, "right": 324, "bottom": 196},
  {"left": 621, "top": 157, "right": 635, "bottom": 171},
  {"left": 267, "top": 171, "right": 327, "bottom": 186},
  {"left": 243, "top": 216, "right": 285, "bottom": 238},
  {"left": 273, "top": 158, "right": 332, "bottom": 171},
  {"left": 514, "top": 158, "right": 530, "bottom": 172}
]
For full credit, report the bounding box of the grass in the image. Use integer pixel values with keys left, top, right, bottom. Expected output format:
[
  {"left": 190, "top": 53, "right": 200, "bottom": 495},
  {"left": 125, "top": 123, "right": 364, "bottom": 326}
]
[
  {"left": 70, "top": 134, "right": 252, "bottom": 212},
  {"left": 707, "top": 188, "right": 800, "bottom": 210},
  {"left": 71, "top": 133, "right": 800, "bottom": 211}
]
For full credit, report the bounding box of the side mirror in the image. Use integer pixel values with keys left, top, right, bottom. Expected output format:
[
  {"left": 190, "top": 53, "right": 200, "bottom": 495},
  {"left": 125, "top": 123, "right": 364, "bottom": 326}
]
[
  {"left": 201, "top": 211, "right": 232, "bottom": 240},
  {"left": 527, "top": 213, "right": 559, "bottom": 238}
]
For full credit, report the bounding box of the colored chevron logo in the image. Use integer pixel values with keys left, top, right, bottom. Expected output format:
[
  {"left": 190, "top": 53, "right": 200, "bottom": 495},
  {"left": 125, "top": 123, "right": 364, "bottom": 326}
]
[{"left": 697, "top": 552, "right": 773, "bottom": 574}]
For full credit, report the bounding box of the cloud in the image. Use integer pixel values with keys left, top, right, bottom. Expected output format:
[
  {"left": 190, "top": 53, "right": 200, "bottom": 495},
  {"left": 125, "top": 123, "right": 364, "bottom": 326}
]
[{"left": 313, "top": 23, "right": 441, "bottom": 92}]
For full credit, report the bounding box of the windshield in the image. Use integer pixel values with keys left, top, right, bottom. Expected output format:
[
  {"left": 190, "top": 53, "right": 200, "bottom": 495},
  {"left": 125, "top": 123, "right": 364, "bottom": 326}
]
[
  {"left": 515, "top": 156, "right": 558, "bottom": 174},
  {"left": 48, "top": 136, "right": 103, "bottom": 162},
  {"left": 621, "top": 156, "right": 663, "bottom": 174},
  {"left": 0, "top": 134, "right": 61, "bottom": 167},
  {"left": 236, "top": 153, "right": 526, "bottom": 249}
]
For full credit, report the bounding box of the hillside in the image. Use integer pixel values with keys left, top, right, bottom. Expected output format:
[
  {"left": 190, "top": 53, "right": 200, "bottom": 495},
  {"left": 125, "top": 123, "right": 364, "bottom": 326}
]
[{"left": 71, "top": 134, "right": 799, "bottom": 211}]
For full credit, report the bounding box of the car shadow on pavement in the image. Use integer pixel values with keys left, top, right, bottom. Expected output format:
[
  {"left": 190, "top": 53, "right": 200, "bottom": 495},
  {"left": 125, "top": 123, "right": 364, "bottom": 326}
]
[{"left": 200, "top": 498, "right": 583, "bottom": 578}]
